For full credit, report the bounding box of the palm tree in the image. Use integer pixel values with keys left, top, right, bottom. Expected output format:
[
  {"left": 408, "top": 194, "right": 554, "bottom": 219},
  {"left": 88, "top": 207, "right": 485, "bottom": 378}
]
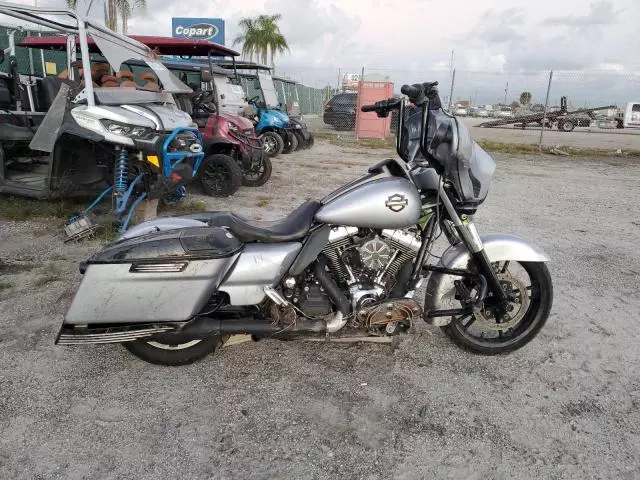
[
  {"left": 118, "top": 0, "right": 146, "bottom": 35},
  {"left": 66, "top": 0, "right": 146, "bottom": 34},
  {"left": 519, "top": 91, "right": 532, "bottom": 106},
  {"left": 233, "top": 14, "right": 289, "bottom": 69}
]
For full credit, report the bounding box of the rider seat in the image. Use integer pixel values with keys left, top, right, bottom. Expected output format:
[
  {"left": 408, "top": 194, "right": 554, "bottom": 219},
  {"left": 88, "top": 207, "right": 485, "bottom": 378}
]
[{"left": 179, "top": 200, "right": 321, "bottom": 243}]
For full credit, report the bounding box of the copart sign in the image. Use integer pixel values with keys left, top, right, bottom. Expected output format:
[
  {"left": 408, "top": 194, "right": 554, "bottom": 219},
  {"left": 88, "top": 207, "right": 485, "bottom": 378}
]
[{"left": 171, "top": 17, "right": 225, "bottom": 44}]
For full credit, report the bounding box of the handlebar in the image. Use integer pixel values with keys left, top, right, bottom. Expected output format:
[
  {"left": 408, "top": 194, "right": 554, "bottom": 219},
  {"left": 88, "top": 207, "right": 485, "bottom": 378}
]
[
  {"left": 361, "top": 81, "right": 442, "bottom": 115},
  {"left": 360, "top": 97, "right": 402, "bottom": 116}
]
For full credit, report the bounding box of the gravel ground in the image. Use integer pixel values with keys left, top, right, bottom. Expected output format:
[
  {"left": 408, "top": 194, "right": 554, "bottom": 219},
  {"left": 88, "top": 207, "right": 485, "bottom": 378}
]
[{"left": 1, "top": 141, "right": 640, "bottom": 479}]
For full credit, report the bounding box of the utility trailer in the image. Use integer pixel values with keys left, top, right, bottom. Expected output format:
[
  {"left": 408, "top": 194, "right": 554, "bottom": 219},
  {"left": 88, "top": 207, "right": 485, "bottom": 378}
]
[{"left": 478, "top": 97, "right": 616, "bottom": 132}]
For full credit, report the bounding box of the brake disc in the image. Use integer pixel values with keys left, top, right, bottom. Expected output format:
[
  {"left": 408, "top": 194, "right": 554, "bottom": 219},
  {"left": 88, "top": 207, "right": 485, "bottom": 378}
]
[{"left": 473, "top": 272, "right": 531, "bottom": 331}]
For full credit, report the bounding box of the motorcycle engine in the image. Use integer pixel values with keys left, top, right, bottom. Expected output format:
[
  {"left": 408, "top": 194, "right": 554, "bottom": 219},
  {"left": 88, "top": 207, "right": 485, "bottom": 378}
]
[
  {"left": 321, "top": 227, "right": 421, "bottom": 310},
  {"left": 280, "top": 228, "right": 421, "bottom": 321}
]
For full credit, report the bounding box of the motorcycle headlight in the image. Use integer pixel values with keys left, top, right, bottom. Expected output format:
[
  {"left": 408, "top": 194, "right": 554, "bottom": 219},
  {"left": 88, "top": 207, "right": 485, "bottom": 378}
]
[
  {"left": 294, "top": 123, "right": 302, "bottom": 129},
  {"left": 100, "top": 120, "right": 156, "bottom": 139},
  {"left": 228, "top": 123, "right": 240, "bottom": 133}
]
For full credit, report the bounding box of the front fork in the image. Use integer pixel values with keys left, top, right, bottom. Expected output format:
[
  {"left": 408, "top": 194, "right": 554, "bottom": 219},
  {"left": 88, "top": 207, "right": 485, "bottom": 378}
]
[{"left": 437, "top": 189, "right": 509, "bottom": 304}]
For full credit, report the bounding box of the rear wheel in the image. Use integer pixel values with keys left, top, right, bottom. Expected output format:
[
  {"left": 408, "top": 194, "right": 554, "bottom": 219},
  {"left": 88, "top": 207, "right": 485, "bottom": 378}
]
[
  {"left": 281, "top": 132, "right": 298, "bottom": 154},
  {"left": 198, "top": 154, "right": 242, "bottom": 197},
  {"left": 260, "top": 131, "right": 284, "bottom": 157},
  {"left": 124, "top": 334, "right": 226, "bottom": 366},
  {"left": 241, "top": 154, "right": 272, "bottom": 187},
  {"left": 442, "top": 261, "right": 553, "bottom": 354}
]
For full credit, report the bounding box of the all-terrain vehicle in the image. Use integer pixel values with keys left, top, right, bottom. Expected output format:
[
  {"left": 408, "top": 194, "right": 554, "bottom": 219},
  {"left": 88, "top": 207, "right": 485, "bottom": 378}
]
[
  {"left": 1, "top": 2, "right": 205, "bottom": 233},
  {"left": 17, "top": 34, "right": 259, "bottom": 200}
]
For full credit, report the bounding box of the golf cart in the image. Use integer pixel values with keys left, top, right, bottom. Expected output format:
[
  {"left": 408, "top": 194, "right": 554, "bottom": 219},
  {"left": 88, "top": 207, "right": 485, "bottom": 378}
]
[
  {"left": 214, "top": 60, "right": 311, "bottom": 157},
  {"left": 21, "top": 35, "right": 269, "bottom": 198},
  {"left": 0, "top": 2, "right": 205, "bottom": 234},
  {"left": 170, "top": 60, "right": 270, "bottom": 195},
  {"left": 273, "top": 75, "right": 314, "bottom": 149}
]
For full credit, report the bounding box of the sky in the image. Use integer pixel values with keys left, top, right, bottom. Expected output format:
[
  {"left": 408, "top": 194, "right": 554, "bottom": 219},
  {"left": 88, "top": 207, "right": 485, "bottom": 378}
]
[{"left": 4, "top": 0, "right": 640, "bottom": 105}]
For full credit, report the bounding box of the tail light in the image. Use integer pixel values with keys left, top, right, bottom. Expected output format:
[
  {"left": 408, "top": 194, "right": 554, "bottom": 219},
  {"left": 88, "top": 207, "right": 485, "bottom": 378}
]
[{"left": 324, "top": 103, "right": 331, "bottom": 108}]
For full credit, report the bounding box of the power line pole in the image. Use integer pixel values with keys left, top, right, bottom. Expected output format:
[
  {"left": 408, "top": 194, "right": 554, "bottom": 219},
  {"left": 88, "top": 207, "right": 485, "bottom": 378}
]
[{"left": 504, "top": 81, "right": 509, "bottom": 105}]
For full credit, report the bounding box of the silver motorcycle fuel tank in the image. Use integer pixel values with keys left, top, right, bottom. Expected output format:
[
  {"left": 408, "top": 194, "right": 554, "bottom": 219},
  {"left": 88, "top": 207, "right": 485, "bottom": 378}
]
[{"left": 315, "top": 176, "right": 421, "bottom": 229}]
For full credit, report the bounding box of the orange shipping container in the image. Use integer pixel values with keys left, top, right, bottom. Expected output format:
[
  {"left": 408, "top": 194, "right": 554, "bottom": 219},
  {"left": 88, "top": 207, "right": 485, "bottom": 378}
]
[{"left": 355, "top": 81, "right": 394, "bottom": 139}]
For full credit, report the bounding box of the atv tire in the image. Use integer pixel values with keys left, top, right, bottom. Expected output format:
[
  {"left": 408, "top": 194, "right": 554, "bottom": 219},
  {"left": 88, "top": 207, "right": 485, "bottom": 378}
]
[{"left": 198, "top": 154, "right": 242, "bottom": 197}]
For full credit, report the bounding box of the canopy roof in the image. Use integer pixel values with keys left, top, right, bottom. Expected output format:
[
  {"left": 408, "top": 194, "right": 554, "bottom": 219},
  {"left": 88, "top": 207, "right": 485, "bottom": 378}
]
[{"left": 20, "top": 34, "right": 239, "bottom": 57}]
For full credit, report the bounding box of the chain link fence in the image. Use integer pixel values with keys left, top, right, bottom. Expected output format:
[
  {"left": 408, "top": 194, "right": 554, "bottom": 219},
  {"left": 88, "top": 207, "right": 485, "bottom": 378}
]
[
  {"left": 284, "top": 65, "right": 640, "bottom": 151},
  {"left": 0, "top": 24, "right": 67, "bottom": 76}
]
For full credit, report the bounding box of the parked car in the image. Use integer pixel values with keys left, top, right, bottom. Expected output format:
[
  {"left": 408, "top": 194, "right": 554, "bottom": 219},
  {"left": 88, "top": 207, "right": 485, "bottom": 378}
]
[
  {"left": 497, "top": 107, "right": 513, "bottom": 118},
  {"left": 323, "top": 92, "right": 357, "bottom": 130},
  {"left": 454, "top": 107, "right": 468, "bottom": 117},
  {"left": 323, "top": 92, "right": 398, "bottom": 131},
  {"left": 476, "top": 109, "right": 489, "bottom": 118}
]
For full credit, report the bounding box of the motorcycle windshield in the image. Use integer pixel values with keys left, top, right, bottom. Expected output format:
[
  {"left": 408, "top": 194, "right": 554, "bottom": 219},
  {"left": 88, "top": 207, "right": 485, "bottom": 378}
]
[{"left": 425, "top": 109, "right": 495, "bottom": 206}]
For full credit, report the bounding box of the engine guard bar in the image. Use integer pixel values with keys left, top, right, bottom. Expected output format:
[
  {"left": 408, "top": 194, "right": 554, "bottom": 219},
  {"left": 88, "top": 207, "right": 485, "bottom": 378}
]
[{"left": 423, "top": 265, "right": 488, "bottom": 319}]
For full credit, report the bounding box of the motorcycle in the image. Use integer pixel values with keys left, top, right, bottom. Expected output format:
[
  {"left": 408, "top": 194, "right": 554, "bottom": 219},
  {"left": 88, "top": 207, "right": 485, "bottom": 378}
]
[{"left": 58, "top": 81, "right": 553, "bottom": 366}]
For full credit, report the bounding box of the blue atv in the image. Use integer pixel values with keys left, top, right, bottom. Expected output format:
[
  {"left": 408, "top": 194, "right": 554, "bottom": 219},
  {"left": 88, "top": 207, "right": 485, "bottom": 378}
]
[{"left": 247, "top": 96, "right": 299, "bottom": 157}]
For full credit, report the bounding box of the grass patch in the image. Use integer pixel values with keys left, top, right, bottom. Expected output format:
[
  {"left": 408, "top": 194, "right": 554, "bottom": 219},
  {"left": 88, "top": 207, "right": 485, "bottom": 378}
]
[
  {"left": 315, "top": 133, "right": 640, "bottom": 158},
  {"left": 255, "top": 196, "right": 271, "bottom": 208},
  {"left": 34, "top": 262, "right": 62, "bottom": 287},
  {"left": 477, "top": 139, "right": 640, "bottom": 157},
  {"left": 0, "top": 279, "right": 14, "bottom": 291},
  {"left": 313, "top": 132, "right": 396, "bottom": 150},
  {"left": 0, "top": 197, "right": 87, "bottom": 221},
  {"left": 158, "top": 200, "right": 209, "bottom": 215}
]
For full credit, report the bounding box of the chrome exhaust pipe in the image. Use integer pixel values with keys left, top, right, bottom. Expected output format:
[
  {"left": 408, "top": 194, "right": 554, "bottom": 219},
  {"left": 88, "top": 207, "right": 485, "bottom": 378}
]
[{"left": 56, "top": 325, "right": 174, "bottom": 345}]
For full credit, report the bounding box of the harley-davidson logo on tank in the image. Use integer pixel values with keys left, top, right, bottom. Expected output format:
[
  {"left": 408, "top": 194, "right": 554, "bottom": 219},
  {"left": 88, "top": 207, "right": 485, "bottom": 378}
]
[
  {"left": 385, "top": 194, "right": 408, "bottom": 212},
  {"left": 172, "top": 17, "right": 225, "bottom": 44}
]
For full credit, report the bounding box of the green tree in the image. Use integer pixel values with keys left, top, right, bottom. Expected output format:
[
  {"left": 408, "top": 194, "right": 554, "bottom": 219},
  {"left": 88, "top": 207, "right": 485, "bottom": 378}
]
[
  {"left": 233, "top": 14, "right": 289, "bottom": 69},
  {"left": 519, "top": 91, "right": 532, "bottom": 106}
]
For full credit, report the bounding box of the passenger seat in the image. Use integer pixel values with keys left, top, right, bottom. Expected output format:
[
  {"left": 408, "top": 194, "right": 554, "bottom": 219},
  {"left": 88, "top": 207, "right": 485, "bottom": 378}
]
[
  {"left": 117, "top": 71, "right": 137, "bottom": 88},
  {"left": 141, "top": 72, "right": 160, "bottom": 91}
]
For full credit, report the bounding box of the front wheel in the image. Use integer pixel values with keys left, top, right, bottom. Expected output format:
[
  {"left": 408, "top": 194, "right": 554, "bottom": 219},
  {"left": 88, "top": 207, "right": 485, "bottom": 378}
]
[
  {"left": 124, "top": 334, "right": 227, "bottom": 366},
  {"left": 241, "top": 154, "right": 272, "bottom": 187},
  {"left": 260, "top": 131, "right": 284, "bottom": 157},
  {"left": 198, "top": 154, "right": 242, "bottom": 197},
  {"left": 442, "top": 261, "right": 553, "bottom": 354}
]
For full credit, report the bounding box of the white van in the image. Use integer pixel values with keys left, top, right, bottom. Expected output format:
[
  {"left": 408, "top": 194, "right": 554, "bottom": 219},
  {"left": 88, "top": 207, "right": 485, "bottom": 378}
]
[{"left": 623, "top": 102, "right": 640, "bottom": 128}]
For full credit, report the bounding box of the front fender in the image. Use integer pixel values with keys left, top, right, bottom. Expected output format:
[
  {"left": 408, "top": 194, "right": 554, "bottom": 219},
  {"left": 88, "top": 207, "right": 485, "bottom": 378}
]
[{"left": 424, "top": 233, "right": 549, "bottom": 325}]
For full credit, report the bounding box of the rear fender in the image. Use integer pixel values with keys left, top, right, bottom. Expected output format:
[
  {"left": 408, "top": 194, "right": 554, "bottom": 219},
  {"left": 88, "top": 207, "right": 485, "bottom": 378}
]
[{"left": 424, "top": 233, "right": 549, "bottom": 325}]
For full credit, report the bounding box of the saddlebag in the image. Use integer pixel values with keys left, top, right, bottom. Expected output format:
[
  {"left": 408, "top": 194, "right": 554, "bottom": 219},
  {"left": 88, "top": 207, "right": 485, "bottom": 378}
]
[{"left": 64, "top": 227, "right": 242, "bottom": 324}]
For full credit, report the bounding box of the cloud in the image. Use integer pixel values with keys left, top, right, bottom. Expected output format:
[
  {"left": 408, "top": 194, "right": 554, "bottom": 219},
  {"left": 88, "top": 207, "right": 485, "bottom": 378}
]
[
  {"left": 469, "top": 8, "right": 526, "bottom": 44},
  {"left": 544, "top": 1, "right": 621, "bottom": 27}
]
